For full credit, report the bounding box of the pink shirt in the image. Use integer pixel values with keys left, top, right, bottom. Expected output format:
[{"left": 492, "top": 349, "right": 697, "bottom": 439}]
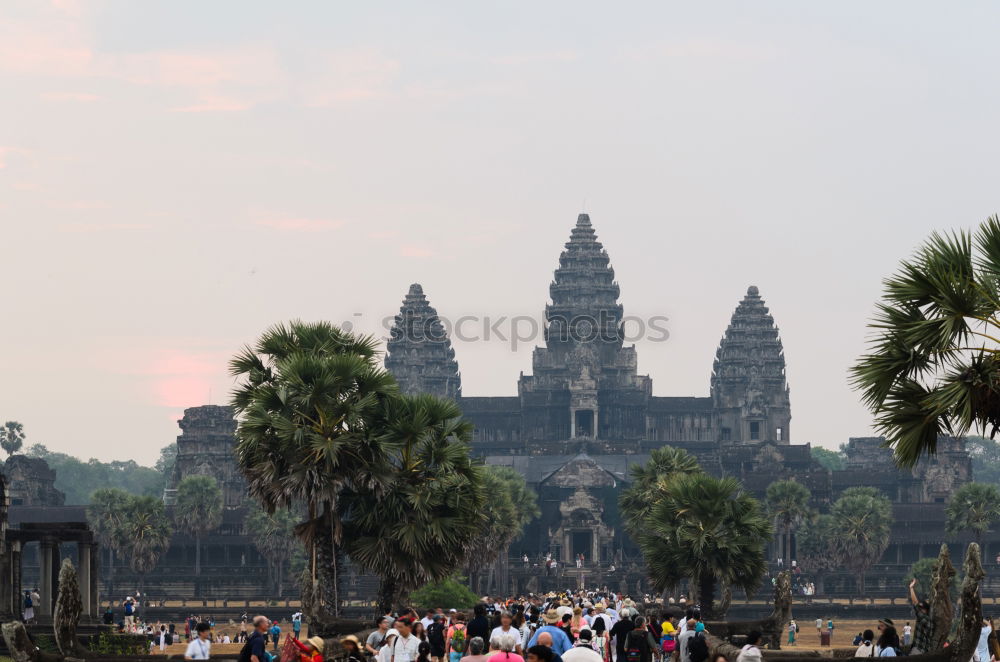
[{"left": 488, "top": 654, "right": 524, "bottom": 662}]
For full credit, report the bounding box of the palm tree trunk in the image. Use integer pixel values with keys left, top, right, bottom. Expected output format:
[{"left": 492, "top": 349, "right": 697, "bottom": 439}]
[
  {"left": 698, "top": 573, "right": 717, "bottom": 620},
  {"left": 378, "top": 578, "right": 398, "bottom": 615},
  {"left": 786, "top": 528, "right": 792, "bottom": 567},
  {"left": 195, "top": 533, "right": 202, "bottom": 576}
]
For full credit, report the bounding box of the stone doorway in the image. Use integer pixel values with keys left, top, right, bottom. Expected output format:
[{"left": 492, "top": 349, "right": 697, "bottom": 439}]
[{"left": 571, "top": 530, "right": 592, "bottom": 561}]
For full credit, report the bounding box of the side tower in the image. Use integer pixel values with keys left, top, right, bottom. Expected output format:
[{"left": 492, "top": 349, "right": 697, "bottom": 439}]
[
  {"left": 167, "top": 405, "right": 246, "bottom": 508},
  {"left": 711, "top": 286, "right": 791, "bottom": 444},
  {"left": 519, "top": 213, "right": 651, "bottom": 442},
  {"left": 384, "top": 283, "right": 462, "bottom": 400}
]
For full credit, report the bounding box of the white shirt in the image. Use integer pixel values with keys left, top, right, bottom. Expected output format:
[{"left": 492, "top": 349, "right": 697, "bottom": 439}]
[
  {"left": 490, "top": 626, "right": 522, "bottom": 649},
  {"left": 185, "top": 638, "right": 211, "bottom": 660},
  {"left": 421, "top": 617, "right": 435, "bottom": 631},
  {"left": 562, "top": 644, "right": 602, "bottom": 662},
  {"left": 392, "top": 634, "right": 420, "bottom": 662}
]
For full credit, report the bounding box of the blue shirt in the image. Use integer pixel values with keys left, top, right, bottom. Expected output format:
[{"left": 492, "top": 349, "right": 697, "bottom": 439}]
[{"left": 527, "top": 626, "right": 572, "bottom": 655}]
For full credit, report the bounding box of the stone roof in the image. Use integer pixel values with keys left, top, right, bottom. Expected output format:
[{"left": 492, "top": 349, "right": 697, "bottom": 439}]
[
  {"left": 384, "top": 283, "right": 461, "bottom": 399},
  {"left": 711, "top": 285, "right": 788, "bottom": 393}
]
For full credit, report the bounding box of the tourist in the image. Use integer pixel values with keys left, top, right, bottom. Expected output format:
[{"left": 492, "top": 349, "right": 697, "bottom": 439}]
[
  {"left": 610, "top": 609, "right": 635, "bottom": 662},
  {"left": 735, "top": 631, "right": 762, "bottom": 662},
  {"left": 465, "top": 637, "right": 491, "bottom": 662},
  {"left": 526, "top": 645, "right": 554, "bottom": 662},
  {"left": 527, "top": 610, "right": 572, "bottom": 655},
  {"left": 687, "top": 622, "right": 709, "bottom": 662},
  {"left": 341, "top": 635, "right": 364, "bottom": 662},
  {"left": 159, "top": 624, "right": 168, "bottom": 651},
  {"left": 489, "top": 633, "right": 525, "bottom": 662},
  {"left": 658, "top": 613, "right": 675, "bottom": 653},
  {"left": 103, "top": 605, "right": 114, "bottom": 626},
  {"left": 393, "top": 617, "right": 421, "bottom": 662},
  {"left": 379, "top": 634, "right": 400, "bottom": 662},
  {"left": 186, "top": 622, "right": 212, "bottom": 660},
  {"left": 428, "top": 614, "right": 447, "bottom": 662},
  {"left": 22, "top": 590, "right": 34, "bottom": 624},
  {"left": 291, "top": 635, "right": 326, "bottom": 662},
  {"left": 491, "top": 611, "right": 524, "bottom": 655},
  {"left": 241, "top": 616, "right": 270, "bottom": 662},
  {"left": 561, "top": 629, "right": 600, "bottom": 662},
  {"left": 513, "top": 608, "right": 532, "bottom": 651},
  {"left": 591, "top": 617, "right": 609, "bottom": 662},
  {"left": 788, "top": 620, "right": 796, "bottom": 645},
  {"left": 421, "top": 610, "right": 437, "bottom": 631},
  {"left": 535, "top": 633, "right": 564, "bottom": 662},
  {"left": 270, "top": 620, "right": 283, "bottom": 651},
  {"left": 293, "top": 611, "right": 303, "bottom": 640},
  {"left": 570, "top": 608, "right": 587, "bottom": 639},
  {"left": 559, "top": 614, "right": 574, "bottom": 643},
  {"left": 909, "top": 579, "right": 933, "bottom": 655},
  {"left": 413, "top": 622, "right": 427, "bottom": 642},
  {"left": 123, "top": 596, "right": 136, "bottom": 628},
  {"left": 676, "top": 619, "right": 697, "bottom": 662},
  {"left": 855, "top": 629, "right": 875, "bottom": 657},
  {"left": 876, "top": 626, "right": 900, "bottom": 657},
  {"left": 976, "top": 618, "right": 992, "bottom": 662},
  {"left": 369, "top": 617, "right": 394, "bottom": 658},
  {"left": 468, "top": 605, "right": 492, "bottom": 645},
  {"left": 623, "top": 616, "right": 658, "bottom": 662},
  {"left": 446, "top": 612, "right": 468, "bottom": 662},
  {"left": 815, "top": 618, "right": 823, "bottom": 644},
  {"left": 827, "top": 618, "right": 835, "bottom": 644},
  {"left": 902, "top": 622, "right": 912, "bottom": 648}
]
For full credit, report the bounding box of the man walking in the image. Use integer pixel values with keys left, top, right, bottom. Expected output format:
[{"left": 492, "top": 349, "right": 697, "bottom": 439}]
[
  {"left": 185, "top": 622, "right": 212, "bottom": 661},
  {"left": 241, "top": 616, "right": 270, "bottom": 662}
]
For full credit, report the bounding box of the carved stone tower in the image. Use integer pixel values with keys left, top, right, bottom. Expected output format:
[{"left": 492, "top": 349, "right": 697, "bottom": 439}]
[
  {"left": 518, "top": 213, "right": 651, "bottom": 441},
  {"left": 167, "top": 405, "right": 246, "bottom": 508},
  {"left": 711, "top": 285, "right": 791, "bottom": 444},
  {"left": 384, "top": 283, "right": 462, "bottom": 400}
]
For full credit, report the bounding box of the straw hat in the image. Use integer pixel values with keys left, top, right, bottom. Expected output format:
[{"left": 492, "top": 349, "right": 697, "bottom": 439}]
[
  {"left": 543, "top": 610, "right": 561, "bottom": 624},
  {"left": 310, "top": 636, "right": 327, "bottom": 652}
]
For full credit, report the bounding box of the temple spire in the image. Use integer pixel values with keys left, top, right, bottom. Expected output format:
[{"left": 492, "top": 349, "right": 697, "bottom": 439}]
[{"left": 384, "top": 283, "right": 461, "bottom": 400}]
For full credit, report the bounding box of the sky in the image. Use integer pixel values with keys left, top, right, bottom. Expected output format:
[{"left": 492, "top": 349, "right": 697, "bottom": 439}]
[{"left": 2, "top": 1, "right": 1000, "bottom": 465}]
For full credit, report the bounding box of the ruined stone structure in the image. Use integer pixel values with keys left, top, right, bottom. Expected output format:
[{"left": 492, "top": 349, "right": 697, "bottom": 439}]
[
  {"left": 384, "top": 283, "right": 461, "bottom": 399},
  {"left": 385, "top": 212, "right": 974, "bottom": 588},
  {"left": 165, "top": 405, "right": 247, "bottom": 508},
  {"left": 3, "top": 456, "right": 65, "bottom": 507}
]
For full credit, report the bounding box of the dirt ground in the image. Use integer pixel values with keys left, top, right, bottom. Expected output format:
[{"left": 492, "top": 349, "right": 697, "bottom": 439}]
[
  {"left": 147, "top": 623, "right": 312, "bottom": 656},
  {"left": 781, "top": 619, "right": 901, "bottom": 653}
]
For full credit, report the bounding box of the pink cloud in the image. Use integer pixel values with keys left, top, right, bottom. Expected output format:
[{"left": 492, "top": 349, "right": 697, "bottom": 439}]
[
  {"left": 399, "top": 244, "right": 433, "bottom": 258},
  {"left": 57, "top": 222, "right": 151, "bottom": 232},
  {"left": 369, "top": 230, "right": 398, "bottom": 239},
  {"left": 47, "top": 199, "right": 109, "bottom": 210},
  {"left": 169, "top": 96, "right": 253, "bottom": 113},
  {"left": 256, "top": 218, "right": 347, "bottom": 232},
  {"left": 41, "top": 91, "right": 99, "bottom": 102}
]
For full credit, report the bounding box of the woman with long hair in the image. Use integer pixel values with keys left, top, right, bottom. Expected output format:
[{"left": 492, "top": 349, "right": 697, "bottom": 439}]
[{"left": 876, "top": 626, "right": 900, "bottom": 657}]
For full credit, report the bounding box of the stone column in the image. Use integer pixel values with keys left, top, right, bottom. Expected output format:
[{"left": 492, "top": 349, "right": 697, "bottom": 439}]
[
  {"left": 90, "top": 543, "right": 100, "bottom": 618},
  {"left": 38, "top": 539, "right": 55, "bottom": 617},
  {"left": 78, "top": 542, "right": 92, "bottom": 617}
]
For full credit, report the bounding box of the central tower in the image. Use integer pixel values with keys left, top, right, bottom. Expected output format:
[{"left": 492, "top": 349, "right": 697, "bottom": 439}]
[{"left": 518, "top": 213, "right": 651, "bottom": 442}]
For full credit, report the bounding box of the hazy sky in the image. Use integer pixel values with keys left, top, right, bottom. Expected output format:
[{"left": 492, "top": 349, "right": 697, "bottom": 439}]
[{"left": 3, "top": 1, "right": 999, "bottom": 465}]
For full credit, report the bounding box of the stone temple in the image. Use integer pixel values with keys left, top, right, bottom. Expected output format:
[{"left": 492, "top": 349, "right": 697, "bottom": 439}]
[{"left": 384, "top": 213, "right": 975, "bottom": 588}]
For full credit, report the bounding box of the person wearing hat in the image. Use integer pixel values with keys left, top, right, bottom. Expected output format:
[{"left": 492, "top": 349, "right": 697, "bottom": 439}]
[
  {"left": 291, "top": 634, "right": 326, "bottom": 662},
  {"left": 526, "top": 611, "right": 572, "bottom": 655}
]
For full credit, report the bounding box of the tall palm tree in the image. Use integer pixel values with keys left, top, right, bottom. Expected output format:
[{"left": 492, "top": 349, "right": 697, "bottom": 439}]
[
  {"left": 830, "top": 487, "right": 892, "bottom": 597},
  {"left": 0, "top": 421, "right": 25, "bottom": 457},
  {"left": 86, "top": 487, "right": 132, "bottom": 593},
  {"left": 173, "top": 475, "right": 223, "bottom": 575},
  {"left": 620, "top": 446, "right": 702, "bottom": 537},
  {"left": 343, "top": 394, "right": 487, "bottom": 612},
  {"left": 946, "top": 482, "right": 1000, "bottom": 543},
  {"left": 796, "top": 514, "right": 838, "bottom": 595},
  {"left": 639, "top": 473, "right": 771, "bottom": 619},
  {"left": 119, "top": 495, "right": 172, "bottom": 595},
  {"left": 765, "top": 479, "right": 813, "bottom": 566},
  {"left": 852, "top": 215, "right": 1000, "bottom": 466},
  {"left": 246, "top": 506, "right": 300, "bottom": 596},
  {"left": 230, "top": 320, "right": 399, "bottom": 619}
]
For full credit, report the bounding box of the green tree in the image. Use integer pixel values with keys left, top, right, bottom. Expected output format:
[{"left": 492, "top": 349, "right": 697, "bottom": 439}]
[
  {"left": 230, "top": 320, "right": 398, "bottom": 619},
  {"left": 409, "top": 576, "right": 479, "bottom": 611},
  {"left": 247, "top": 506, "right": 300, "bottom": 596},
  {"left": 27, "top": 444, "right": 165, "bottom": 504},
  {"left": 810, "top": 447, "right": 845, "bottom": 472},
  {"left": 0, "top": 421, "right": 25, "bottom": 457},
  {"left": 907, "top": 557, "right": 960, "bottom": 595},
  {"left": 965, "top": 436, "right": 1000, "bottom": 486},
  {"left": 343, "top": 394, "right": 486, "bottom": 613},
  {"left": 119, "top": 495, "right": 172, "bottom": 594},
  {"left": 86, "top": 487, "right": 132, "bottom": 592},
  {"left": 173, "top": 475, "right": 223, "bottom": 575},
  {"left": 620, "top": 446, "right": 702, "bottom": 537},
  {"left": 639, "top": 473, "right": 771, "bottom": 619},
  {"left": 155, "top": 443, "right": 177, "bottom": 479},
  {"left": 765, "top": 479, "right": 813, "bottom": 566},
  {"left": 830, "top": 487, "right": 892, "bottom": 596},
  {"left": 945, "top": 482, "right": 1000, "bottom": 543},
  {"left": 796, "top": 514, "right": 839, "bottom": 595},
  {"left": 852, "top": 216, "right": 1000, "bottom": 466}
]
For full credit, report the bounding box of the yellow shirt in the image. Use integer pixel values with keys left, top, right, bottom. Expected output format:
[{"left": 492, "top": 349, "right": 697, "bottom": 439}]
[{"left": 661, "top": 622, "right": 676, "bottom": 636}]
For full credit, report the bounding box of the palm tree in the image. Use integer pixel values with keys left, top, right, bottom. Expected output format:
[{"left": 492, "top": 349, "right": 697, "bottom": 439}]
[
  {"left": 86, "top": 487, "right": 132, "bottom": 594},
  {"left": 620, "top": 446, "right": 702, "bottom": 537},
  {"left": 796, "top": 514, "right": 838, "bottom": 595},
  {"left": 246, "top": 506, "right": 300, "bottom": 596},
  {"left": 0, "top": 421, "right": 25, "bottom": 457},
  {"left": 765, "top": 479, "right": 813, "bottom": 566},
  {"left": 830, "top": 487, "right": 892, "bottom": 597},
  {"left": 343, "top": 394, "right": 487, "bottom": 612},
  {"left": 119, "top": 495, "right": 172, "bottom": 595},
  {"left": 639, "top": 473, "right": 771, "bottom": 619},
  {"left": 173, "top": 475, "right": 223, "bottom": 575},
  {"left": 852, "top": 215, "right": 1000, "bottom": 466},
  {"left": 230, "top": 320, "right": 399, "bottom": 619},
  {"left": 946, "top": 482, "right": 1000, "bottom": 543}
]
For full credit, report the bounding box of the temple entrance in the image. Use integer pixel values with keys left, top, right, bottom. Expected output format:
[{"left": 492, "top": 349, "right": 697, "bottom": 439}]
[
  {"left": 571, "top": 530, "right": 592, "bottom": 561},
  {"left": 574, "top": 410, "right": 594, "bottom": 438}
]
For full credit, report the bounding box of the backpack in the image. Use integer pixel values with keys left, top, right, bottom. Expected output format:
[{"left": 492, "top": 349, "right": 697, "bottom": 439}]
[
  {"left": 240, "top": 632, "right": 264, "bottom": 662},
  {"left": 688, "top": 633, "right": 710, "bottom": 662},
  {"left": 450, "top": 625, "right": 467, "bottom": 653},
  {"left": 24, "top": 595, "right": 32, "bottom": 608},
  {"left": 165, "top": 632, "right": 174, "bottom": 646},
  {"left": 625, "top": 630, "right": 649, "bottom": 662},
  {"left": 661, "top": 634, "right": 676, "bottom": 653}
]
